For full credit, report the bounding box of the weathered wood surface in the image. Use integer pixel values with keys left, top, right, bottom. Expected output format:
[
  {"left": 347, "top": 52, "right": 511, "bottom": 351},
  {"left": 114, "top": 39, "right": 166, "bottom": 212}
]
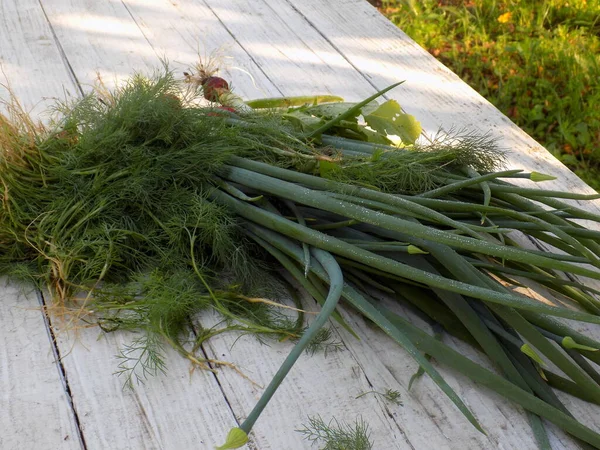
[
  {"left": 0, "top": 278, "right": 83, "bottom": 450},
  {"left": 0, "top": 2, "right": 82, "bottom": 449},
  {"left": 1, "top": 0, "right": 598, "bottom": 449}
]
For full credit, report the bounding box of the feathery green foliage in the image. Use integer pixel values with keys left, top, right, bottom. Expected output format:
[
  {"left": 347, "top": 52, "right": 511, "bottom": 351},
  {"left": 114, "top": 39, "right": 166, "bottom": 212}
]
[
  {"left": 0, "top": 71, "right": 305, "bottom": 379},
  {"left": 320, "top": 131, "right": 503, "bottom": 193},
  {"left": 297, "top": 415, "right": 373, "bottom": 450}
]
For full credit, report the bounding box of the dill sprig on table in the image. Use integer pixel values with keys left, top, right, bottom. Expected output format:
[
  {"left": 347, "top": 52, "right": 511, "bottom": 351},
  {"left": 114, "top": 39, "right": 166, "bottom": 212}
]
[{"left": 297, "top": 415, "right": 372, "bottom": 450}]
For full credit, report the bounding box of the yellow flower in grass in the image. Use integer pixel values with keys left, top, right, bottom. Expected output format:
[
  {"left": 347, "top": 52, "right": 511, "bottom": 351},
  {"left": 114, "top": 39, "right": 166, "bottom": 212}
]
[{"left": 497, "top": 12, "right": 512, "bottom": 23}]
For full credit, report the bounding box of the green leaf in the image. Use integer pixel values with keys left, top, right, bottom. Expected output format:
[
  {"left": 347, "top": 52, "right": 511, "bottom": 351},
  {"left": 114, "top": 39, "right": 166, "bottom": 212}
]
[
  {"left": 215, "top": 428, "right": 248, "bottom": 449},
  {"left": 319, "top": 160, "right": 339, "bottom": 178},
  {"left": 283, "top": 110, "right": 323, "bottom": 133},
  {"left": 364, "top": 100, "right": 422, "bottom": 144},
  {"left": 361, "top": 126, "right": 394, "bottom": 144}
]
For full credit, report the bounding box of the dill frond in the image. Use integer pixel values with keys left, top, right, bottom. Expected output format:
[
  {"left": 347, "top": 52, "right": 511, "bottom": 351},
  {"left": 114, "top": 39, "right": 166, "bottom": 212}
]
[
  {"left": 321, "top": 131, "right": 505, "bottom": 194},
  {"left": 305, "top": 327, "right": 344, "bottom": 356},
  {"left": 297, "top": 415, "right": 373, "bottom": 450},
  {"left": 428, "top": 127, "right": 506, "bottom": 173},
  {"left": 356, "top": 388, "right": 403, "bottom": 406},
  {"left": 115, "top": 333, "right": 167, "bottom": 388}
]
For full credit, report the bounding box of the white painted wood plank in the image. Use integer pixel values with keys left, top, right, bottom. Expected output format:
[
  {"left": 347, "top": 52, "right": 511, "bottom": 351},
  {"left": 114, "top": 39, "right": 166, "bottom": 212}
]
[
  {"left": 0, "top": 278, "right": 82, "bottom": 450},
  {"left": 37, "top": 0, "right": 159, "bottom": 89},
  {"left": 121, "top": 0, "right": 281, "bottom": 100},
  {"left": 199, "top": 0, "right": 375, "bottom": 100},
  {"left": 0, "top": 0, "right": 78, "bottom": 116},
  {"left": 49, "top": 320, "right": 239, "bottom": 450}
]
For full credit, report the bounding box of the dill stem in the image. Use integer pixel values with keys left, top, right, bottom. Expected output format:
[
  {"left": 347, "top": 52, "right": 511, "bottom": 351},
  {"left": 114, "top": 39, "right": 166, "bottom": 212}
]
[{"left": 233, "top": 294, "right": 314, "bottom": 314}]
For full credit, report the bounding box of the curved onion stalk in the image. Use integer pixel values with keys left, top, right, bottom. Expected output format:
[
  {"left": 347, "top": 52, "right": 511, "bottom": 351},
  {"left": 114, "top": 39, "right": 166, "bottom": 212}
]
[
  {"left": 379, "top": 305, "right": 600, "bottom": 448},
  {"left": 321, "top": 194, "right": 591, "bottom": 263},
  {"left": 256, "top": 227, "right": 596, "bottom": 445},
  {"left": 210, "top": 176, "right": 263, "bottom": 202},
  {"left": 246, "top": 229, "right": 356, "bottom": 337},
  {"left": 522, "top": 313, "right": 600, "bottom": 366},
  {"left": 479, "top": 183, "right": 600, "bottom": 200},
  {"left": 226, "top": 157, "right": 600, "bottom": 269},
  {"left": 396, "top": 195, "right": 600, "bottom": 265},
  {"left": 471, "top": 260, "right": 600, "bottom": 305},
  {"left": 228, "top": 157, "right": 485, "bottom": 240},
  {"left": 545, "top": 371, "right": 600, "bottom": 406},
  {"left": 283, "top": 199, "right": 311, "bottom": 276},
  {"left": 320, "top": 134, "right": 402, "bottom": 153},
  {"left": 531, "top": 196, "right": 600, "bottom": 223},
  {"left": 350, "top": 221, "right": 600, "bottom": 397},
  {"left": 422, "top": 241, "right": 600, "bottom": 405},
  {"left": 219, "top": 247, "right": 344, "bottom": 447},
  {"left": 420, "top": 169, "right": 524, "bottom": 198},
  {"left": 245, "top": 223, "right": 484, "bottom": 433},
  {"left": 342, "top": 221, "right": 600, "bottom": 416},
  {"left": 459, "top": 220, "right": 600, "bottom": 241}
]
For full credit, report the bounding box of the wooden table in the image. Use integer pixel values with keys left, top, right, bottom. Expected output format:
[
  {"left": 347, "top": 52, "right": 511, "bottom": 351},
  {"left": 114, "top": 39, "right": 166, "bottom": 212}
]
[{"left": 2, "top": 1, "right": 599, "bottom": 449}]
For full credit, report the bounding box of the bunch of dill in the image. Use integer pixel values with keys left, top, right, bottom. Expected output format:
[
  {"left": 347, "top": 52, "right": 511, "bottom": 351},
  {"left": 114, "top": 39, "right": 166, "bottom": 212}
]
[{"left": 0, "top": 72, "right": 303, "bottom": 380}]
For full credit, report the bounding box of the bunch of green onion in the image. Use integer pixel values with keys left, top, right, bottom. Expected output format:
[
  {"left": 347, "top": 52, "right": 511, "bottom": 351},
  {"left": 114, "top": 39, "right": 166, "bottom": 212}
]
[{"left": 2, "top": 70, "right": 600, "bottom": 449}]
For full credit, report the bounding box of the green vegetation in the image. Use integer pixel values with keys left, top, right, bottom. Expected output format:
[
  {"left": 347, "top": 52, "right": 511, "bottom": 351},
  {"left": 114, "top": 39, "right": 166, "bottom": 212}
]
[
  {"left": 297, "top": 416, "right": 373, "bottom": 450},
  {"left": 378, "top": 0, "right": 600, "bottom": 189},
  {"left": 5, "top": 71, "right": 600, "bottom": 448},
  {"left": 355, "top": 388, "right": 403, "bottom": 405}
]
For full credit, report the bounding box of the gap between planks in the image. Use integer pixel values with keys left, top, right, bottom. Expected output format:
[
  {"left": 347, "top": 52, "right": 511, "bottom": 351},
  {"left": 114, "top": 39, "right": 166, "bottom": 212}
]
[{"left": 36, "top": 290, "right": 89, "bottom": 450}]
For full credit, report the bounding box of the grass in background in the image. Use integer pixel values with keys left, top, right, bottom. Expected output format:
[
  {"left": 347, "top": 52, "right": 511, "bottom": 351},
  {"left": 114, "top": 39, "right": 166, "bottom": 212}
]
[{"left": 377, "top": 0, "right": 600, "bottom": 189}]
